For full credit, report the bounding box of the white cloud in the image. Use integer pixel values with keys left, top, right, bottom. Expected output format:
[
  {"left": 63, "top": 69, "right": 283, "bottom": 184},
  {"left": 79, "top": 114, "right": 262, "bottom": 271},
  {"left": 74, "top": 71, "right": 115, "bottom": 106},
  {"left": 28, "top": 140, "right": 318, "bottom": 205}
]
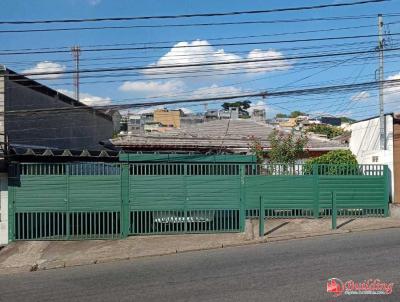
[
  {"left": 119, "top": 80, "right": 185, "bottom": 96},
  {"left": 190, "top": 84, "right": 243, "bottom": 99},
  {"left": 385, "top": 72, "right": 400, "bottom": 100},
  {"left": 351, "top": 91, "right": 370, "bottom": 101},
  {"left": 246, "top": 49, "right": 291, "bottom": 73},
  {"left": 58, "top": 89, "right": 112, "bottom": 106},
  {"left": 143, "top": 40, "right": 291, "bottom": 77},
  {"left": 23, "top": 61, "right": 66, "bottom": 79}
]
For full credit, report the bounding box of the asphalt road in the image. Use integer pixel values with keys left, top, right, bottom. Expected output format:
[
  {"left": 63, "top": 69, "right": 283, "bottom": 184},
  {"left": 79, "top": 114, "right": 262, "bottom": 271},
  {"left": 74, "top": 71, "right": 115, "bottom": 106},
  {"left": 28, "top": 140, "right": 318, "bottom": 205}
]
[{"left": 0, "top": 229, "right": 399, "bottom": 302}]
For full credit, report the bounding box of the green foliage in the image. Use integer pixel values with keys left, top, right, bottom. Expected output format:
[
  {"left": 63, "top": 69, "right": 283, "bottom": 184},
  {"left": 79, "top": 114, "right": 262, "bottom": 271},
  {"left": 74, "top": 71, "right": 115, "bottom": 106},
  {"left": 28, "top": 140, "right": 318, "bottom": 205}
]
[
  {"left": 306, "top": 150, "right": 358, "bottom": 165},
  {"left": 339, "top": 116, "right": 356, "bottom": 124},
  {"left": 304, "top": 150, "right": 359, "bottom": 175},
  {"left": 306, "top": 124, "right": 344, "bottom": 139},
  {"left": 221, "top": 101, "right": 251, "bottom": 115},
  {"left": 221, "top": 101, "right": 251, "bottom": 110},
  {"left": 267, "top": 130, "right": 308, "bottom": 165},
  {"left": 289, "top": 111, "right": 306, "bottom": 118},
  {"left": 275, "top": 113, "right": 288, "bottom": 118},
  {"left": 112, "top": 131, "right": 120, "bottom": 139},
  {"left": 249, "top": 136, "right": 264, "bottom": 164}
]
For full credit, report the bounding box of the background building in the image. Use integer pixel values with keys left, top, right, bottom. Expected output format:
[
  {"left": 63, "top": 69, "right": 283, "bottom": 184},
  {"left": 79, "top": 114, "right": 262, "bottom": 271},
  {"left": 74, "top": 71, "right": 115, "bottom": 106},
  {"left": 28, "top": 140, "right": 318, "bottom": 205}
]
[{"left": 0, "top": 67, "right": 114, "bottom": 155}]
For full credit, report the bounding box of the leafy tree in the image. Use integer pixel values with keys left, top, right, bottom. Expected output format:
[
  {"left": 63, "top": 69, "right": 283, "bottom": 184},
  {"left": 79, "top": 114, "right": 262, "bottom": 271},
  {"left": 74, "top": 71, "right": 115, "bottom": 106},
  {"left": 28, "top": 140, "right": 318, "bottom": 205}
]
[
  {"left": 289, "top": 111, "right": 307, "bottom": 118},
  {"left": 306, "top": 124, "right": 344, "bottom": 139},
  {"left": 275, "top": 113, "right": 288, "bottom": 118},
  {"left": 267, "top": 130, "right": 308, "bottom": 165},
  {"left": 304, "top": 150, "right": 359, "bottom": 175},
  {"left": 221, "top": 100, "right": 251, "bottom": 115},
  {"left": 249, "top": 136, "right": 264, "bottom": 164},
  {"left": 339, "top": 116, "right": 356, "bottom": 124}
]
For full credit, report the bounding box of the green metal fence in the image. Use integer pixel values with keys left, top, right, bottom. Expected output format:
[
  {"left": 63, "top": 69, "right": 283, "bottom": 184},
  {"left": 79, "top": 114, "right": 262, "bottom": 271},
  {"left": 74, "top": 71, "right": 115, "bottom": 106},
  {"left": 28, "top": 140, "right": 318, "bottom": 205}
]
[
  {"left": 8, "top": 159, "right": 389, "bottom": 241},
  {"left": 244, "top": 164, "right": 389, "bottom": 219}
]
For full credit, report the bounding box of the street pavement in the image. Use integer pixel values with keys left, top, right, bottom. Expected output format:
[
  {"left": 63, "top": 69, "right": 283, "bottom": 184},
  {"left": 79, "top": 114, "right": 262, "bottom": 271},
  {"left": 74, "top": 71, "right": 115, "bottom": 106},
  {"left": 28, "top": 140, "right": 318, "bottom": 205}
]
[{"left": 0, "top": 229, "right": 399, "bottom": 302}]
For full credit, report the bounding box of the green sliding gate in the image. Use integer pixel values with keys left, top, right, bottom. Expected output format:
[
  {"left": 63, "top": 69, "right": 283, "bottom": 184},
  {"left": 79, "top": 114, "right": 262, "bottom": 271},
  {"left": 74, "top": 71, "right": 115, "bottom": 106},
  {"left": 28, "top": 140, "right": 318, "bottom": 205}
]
[{"left": 8, "top": 155, "right": 389, "bottom": 241}]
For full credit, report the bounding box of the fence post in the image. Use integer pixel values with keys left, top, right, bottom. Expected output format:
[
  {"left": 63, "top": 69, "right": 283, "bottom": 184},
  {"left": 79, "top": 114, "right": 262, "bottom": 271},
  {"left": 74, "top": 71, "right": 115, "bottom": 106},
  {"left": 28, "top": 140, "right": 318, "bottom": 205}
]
[
  {"left": 66, "top": 163, "right": 70, "bottom": 239},
  {"left": 383, "top": 165, "right": 390, "bottom": 217},
  {"left": 183, "top": 164, "right": 188, "bottom": 233},
  {"left": 259, "top": 195, "right": 265, "bottom": 237},
  {"left": 331, "top": 192, "right": 337, "bottom": 230},
  {"left": 121, "top": 163, "right": 129, "bottom": 238},
  {"left": 239, "top": 165, "right": 245, "bottom": 232},
  {"left": 7, "top": 174, "right": 15, "bottom": 242},
  {"left": 313, "top": 164, "right": 319, "bottom": 218}
]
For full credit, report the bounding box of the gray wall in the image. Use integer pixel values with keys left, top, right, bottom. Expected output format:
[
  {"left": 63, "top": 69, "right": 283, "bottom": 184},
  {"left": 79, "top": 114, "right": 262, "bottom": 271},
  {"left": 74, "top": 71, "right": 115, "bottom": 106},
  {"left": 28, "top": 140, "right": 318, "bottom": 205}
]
[{"left": 2, "top": 71, "right": 113, "bottom": 150}]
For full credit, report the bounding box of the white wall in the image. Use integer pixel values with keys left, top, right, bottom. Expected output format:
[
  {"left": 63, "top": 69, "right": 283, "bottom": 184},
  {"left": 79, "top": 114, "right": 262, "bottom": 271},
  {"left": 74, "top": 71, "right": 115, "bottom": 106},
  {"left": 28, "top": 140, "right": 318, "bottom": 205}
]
[
  {"left": 350, "top": 115, "right": 394, "bottom": 199},
  {"left": 0, "top": 173, "right": 8, "bottom": 244}
]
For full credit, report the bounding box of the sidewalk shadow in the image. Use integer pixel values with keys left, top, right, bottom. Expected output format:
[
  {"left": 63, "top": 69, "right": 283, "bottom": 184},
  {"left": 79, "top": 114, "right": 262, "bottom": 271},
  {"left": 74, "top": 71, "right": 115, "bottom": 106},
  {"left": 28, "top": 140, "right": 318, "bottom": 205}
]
[
  {"left": 265, "top": 222, "right": 290, "bottom": 236},
  {"left": 337, "top": 218, "right": 356, "bottom": 229}
]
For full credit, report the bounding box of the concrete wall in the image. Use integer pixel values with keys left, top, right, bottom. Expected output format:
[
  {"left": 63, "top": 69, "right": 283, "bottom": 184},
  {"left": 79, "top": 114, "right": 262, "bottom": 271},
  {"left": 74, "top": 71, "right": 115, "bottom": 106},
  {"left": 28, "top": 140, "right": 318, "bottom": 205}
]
[
  {"left": 0, "top": 71, "right": 5, "bottom": 149},
  {"left": 393, "top": 118, "right": 400, "bottom": 203},
  {"left": 0, "top": 173, "right": 8, "bottom": 245},
  {"left": 350, "top": 115, "right": 394, "bottom": 200},
  {"left": 154, "top": 110, "right": 181, "bottom": 128},
  {"left": 2, "top": 70, "right": 113, "bottom": 150}
]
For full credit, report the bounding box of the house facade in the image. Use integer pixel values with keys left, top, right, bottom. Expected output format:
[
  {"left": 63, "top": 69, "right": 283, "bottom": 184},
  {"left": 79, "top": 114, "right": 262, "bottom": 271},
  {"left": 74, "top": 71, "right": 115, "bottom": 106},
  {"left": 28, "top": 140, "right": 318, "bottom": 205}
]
[{"left": 349, "top": 113, "right": 397, "bottom": 202}]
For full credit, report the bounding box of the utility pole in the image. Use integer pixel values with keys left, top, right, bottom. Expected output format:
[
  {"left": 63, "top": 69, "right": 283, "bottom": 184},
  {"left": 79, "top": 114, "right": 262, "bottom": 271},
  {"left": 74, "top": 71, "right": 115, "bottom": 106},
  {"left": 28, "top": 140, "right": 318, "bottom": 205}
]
[
  {"left": 71, "top": 45, "right": 81, "bottom": 101},
  {"left": 378, "top": 14, "right": 386, "bottom": 150}
]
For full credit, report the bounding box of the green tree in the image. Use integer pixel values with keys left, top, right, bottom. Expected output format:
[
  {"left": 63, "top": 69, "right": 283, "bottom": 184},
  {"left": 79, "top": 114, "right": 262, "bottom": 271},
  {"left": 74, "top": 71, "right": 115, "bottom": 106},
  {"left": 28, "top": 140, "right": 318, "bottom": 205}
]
[
  {"left": 339, "top": 116, "right": 356, "bottom": 124},
  {"left": 289, "top": 111, "right": 307, "bottom": 118},
  {"left": 306, "top": 124, "right": 344, "bottom": 139},
  {"left": 221, "top": 100, "right": 251, "bottom": 116},
  {"left": 304, "top": 150, "right": 359, "bottom": 175},
  {"left": 267, "top": 130, "right": 308, "bottom": 165},
  {"left": 275, "top": 113, "right": 288, "bottom": 118}
]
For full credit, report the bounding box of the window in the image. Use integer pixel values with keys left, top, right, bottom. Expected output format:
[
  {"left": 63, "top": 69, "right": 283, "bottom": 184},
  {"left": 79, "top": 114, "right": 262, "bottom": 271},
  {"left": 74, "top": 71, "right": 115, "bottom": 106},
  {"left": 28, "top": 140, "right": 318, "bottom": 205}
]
[{"left": 372, "top": 156, "right": 379, "bottom": 163}]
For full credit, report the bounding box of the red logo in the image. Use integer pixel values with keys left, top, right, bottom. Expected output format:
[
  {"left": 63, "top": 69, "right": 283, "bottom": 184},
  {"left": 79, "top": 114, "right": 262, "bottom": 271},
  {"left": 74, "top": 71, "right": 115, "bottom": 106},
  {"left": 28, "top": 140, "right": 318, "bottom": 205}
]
[
  {"left": 327, "top": 278, "right": 344, "bottom": 297},
  {"left": 327, "top": 278, "right": 394, "bottom": 296}
]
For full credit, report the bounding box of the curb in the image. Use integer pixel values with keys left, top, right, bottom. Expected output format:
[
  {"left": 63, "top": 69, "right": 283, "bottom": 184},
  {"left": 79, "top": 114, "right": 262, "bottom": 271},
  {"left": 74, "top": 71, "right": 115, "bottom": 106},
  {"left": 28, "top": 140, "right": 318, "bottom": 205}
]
[{"left": 1, "top": 225, "right": 400, "bottom": 274}]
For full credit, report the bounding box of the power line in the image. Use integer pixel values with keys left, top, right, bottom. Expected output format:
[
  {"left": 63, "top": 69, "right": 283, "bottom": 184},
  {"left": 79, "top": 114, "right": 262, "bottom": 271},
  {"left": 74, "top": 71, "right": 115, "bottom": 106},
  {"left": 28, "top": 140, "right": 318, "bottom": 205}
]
[
  {"left": 9, "top": 46, "right": 400, "bottom": 78},
  {"left": 1, "top": 13, "right": 397, "bottom": 34},
  {"left": 3, "top": 32, "right": 399, "bottom": 56},
  {"left": 8, "top": 52, "right": 399, "bottom": 90},
  {"left": 0, "top": 23, "right": 380, "bottom": 53},
  {"left": 0, "top": 0, "right": 386, "bottom": 25},
  {"left": 5, "top": 78, "right": 400, "bottom": 116}
]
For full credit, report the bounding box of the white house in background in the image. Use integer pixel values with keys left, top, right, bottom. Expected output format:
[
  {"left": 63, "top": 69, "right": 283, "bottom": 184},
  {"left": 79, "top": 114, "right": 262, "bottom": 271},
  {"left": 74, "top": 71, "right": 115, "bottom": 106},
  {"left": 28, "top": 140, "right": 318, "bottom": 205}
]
[{"left": 349, "top": 113, "right": 396, "bottom": 202}]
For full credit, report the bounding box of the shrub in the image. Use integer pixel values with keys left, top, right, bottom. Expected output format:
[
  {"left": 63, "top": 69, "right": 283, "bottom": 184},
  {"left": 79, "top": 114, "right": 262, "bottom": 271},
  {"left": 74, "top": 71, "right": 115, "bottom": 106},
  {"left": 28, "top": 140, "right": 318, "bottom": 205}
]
[
  {"left": 304, "top": 150, "right": 359, "bottom": 175},
  {"left": 306, "top": 124, "right": 344, "bottom": 139}
]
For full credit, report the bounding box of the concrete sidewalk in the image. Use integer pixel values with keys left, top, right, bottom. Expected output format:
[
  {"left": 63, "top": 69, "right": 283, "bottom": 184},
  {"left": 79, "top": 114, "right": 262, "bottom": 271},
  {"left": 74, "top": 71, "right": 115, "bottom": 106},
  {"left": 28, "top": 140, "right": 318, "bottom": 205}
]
[{"left": 1, "top": 216, "right": 400, "bottom": 275}]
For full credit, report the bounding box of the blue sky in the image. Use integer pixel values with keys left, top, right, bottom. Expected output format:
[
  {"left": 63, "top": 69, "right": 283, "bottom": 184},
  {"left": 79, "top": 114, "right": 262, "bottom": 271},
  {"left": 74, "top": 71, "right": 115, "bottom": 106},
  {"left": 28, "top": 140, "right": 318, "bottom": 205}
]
[{"left": 1, "top": 0, "right": 400, "bottom": 119}]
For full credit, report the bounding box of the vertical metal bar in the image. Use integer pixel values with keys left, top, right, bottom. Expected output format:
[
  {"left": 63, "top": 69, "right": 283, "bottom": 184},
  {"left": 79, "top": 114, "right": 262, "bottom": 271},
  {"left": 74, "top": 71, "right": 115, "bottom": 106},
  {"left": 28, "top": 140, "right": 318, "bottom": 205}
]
[
  {"left": 313, "top": 164, "right": 319, "bottom": 218},
  {"left": 239, "top": 165, "right": 245, "bottom": 232},
  {"left": 332, "top": 192, "right": 337, "bottom": 230},
  {"left": 111, "top": 212, "right": 114, "bottom": 238},
  {"left": 259, "top": 196, "right": 265, "bottom": 237}
]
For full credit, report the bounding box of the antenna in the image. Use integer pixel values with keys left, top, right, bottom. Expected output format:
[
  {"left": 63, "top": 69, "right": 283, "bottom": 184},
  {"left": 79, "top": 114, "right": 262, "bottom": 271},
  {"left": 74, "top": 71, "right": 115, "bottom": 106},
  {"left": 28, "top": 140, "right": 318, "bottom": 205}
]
[{"left": 71, "top": 45, "right": 81, "bottom": 101}]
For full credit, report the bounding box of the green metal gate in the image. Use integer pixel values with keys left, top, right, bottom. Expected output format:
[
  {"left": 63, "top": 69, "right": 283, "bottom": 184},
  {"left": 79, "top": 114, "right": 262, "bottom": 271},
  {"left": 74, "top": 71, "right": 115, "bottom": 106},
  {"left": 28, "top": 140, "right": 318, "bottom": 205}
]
[
  {"left": 8, "top": 155, "right": 389, "bottom": 241},
  {"left": 9, "top": 163, "right": 122, "bottom": 240}
]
